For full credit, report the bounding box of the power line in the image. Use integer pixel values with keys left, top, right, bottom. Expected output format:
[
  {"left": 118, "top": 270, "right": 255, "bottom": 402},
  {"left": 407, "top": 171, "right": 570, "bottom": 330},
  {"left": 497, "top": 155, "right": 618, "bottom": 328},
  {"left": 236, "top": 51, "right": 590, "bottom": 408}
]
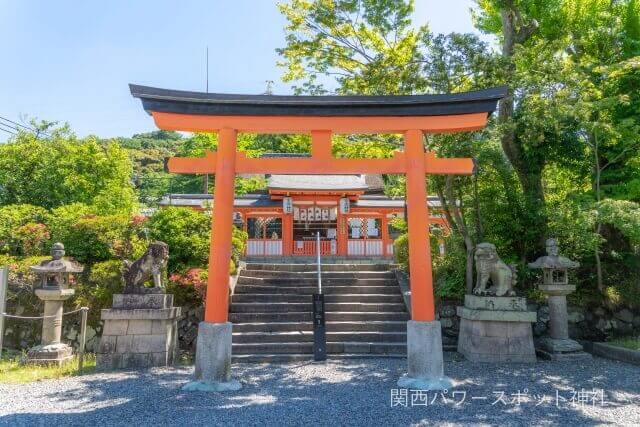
[
  {"left": 0, "top": 116, "right": 31, "bottom": 131},
  {"left": 0, "top": 123, "right": 17, "bottom": 136},
  {"left": 0, "top": 116, "right": 51, "bottom": 137}
]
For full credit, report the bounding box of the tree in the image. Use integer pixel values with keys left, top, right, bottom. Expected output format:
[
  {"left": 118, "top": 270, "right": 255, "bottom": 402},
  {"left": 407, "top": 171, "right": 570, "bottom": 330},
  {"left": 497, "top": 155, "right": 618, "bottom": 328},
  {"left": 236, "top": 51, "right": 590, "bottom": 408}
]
[
  {"left": 108, "top": 131, "right": 185, "bottom": 206},
  {"left": 277, "top": 0, "right": 427, "bottom": 95},
  {"left": 0, "top": 123, "right": 136, "bottom": 214},
  {"left": 472, "top": 0, "right": 575, "bottom": 258},
  {"left": 562, "top": 0, "right": 640, "bottom": 291}
]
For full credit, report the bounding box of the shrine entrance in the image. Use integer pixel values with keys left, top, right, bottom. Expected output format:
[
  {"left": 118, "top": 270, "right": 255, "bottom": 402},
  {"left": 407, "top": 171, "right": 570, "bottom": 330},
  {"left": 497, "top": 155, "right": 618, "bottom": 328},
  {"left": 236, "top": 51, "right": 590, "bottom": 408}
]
[{"left": 131, "top": 83, "right": 506, "bottom": 390}]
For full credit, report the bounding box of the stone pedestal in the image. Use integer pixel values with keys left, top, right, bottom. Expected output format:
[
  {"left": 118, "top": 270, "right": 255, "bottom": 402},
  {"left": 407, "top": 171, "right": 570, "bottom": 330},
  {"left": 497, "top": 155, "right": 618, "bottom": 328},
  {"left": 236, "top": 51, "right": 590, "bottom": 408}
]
[
  {"left": 536, "top": 285, "right": 591, "bottom": 361},
  {"left": 182, "top": 322, "right": 242, "bottom": 392},
  {"left": 397, "top": 320, "right": 452, "bottom": 391},
  {"left": 27, "top": 288, "right": 75, "bottom": 365},
  {"left": 97, "top": 293, "right": 181, "bottom": 370},
  {"left": 457, "top": 295, "right": 537, "bottom": 363}
]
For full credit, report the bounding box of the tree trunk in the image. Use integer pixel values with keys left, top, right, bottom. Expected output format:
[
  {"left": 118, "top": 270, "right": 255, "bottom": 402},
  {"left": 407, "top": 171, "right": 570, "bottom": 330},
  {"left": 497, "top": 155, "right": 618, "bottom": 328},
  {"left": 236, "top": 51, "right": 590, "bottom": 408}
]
[
  {"left": 592, "top": 130, "right": 604, "bottom": 292},
  {"left": 203, "top": 174, "right": 209, "bottom": 194},
  {"left": 499, "top": 3, "right": 547, "bottom": 258},
  {"left": 437, "top": 176, "right": 476, "bottom": 295},
  {"left": 473, "top": 172, "right": 484, "bottom": 242}
]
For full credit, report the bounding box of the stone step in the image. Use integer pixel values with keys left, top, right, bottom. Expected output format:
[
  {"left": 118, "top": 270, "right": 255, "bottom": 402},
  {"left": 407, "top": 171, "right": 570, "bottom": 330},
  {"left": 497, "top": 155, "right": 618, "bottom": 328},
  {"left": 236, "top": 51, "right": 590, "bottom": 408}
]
[
  {"left": 229, "top": 302, "right": 406, "bottom": 313},
  {"left": 232, "top": 320, "right": 407, "bottom": 333},
  {"left": 231, "top": 293, "right": 403, "bottom": 304},
  {"left": 232, "top": 331, "right": 406, "bottom": 343},
  {"left": 234, "top": 285, "right": 400, "bottom": 295},
  {"left": 240, "top": 270, "right": 395, "bottom": 279},
  {"left": 237, "top": 277, "right": 397, "bottom": 286},
  {"left": 229, "top": 311, "right": 409, "bottom": 323},
  {"left": 231, "top": 341, "right": 406, "bottom": 355},
  {"left": 232, "top": 353, "right": 407, "bottom": 363},
  {"left": 244, "top": 263, "right": 393, "bottom": 272}
]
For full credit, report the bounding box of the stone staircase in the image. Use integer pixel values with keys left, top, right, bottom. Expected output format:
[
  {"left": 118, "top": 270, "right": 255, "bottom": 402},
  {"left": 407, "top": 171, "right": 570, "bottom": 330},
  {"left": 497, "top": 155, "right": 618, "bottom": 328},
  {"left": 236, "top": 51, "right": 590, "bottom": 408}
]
[{"left": 230, "top": 262, "right": 409, "bottom": 362}]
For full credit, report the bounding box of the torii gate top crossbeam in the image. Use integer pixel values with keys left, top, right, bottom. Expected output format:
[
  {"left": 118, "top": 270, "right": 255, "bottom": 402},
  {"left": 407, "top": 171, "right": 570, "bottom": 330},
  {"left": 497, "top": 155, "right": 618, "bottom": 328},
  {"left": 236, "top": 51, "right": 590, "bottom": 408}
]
[{"left": 130, "top": 84, "right": 507, "bottom": 134}]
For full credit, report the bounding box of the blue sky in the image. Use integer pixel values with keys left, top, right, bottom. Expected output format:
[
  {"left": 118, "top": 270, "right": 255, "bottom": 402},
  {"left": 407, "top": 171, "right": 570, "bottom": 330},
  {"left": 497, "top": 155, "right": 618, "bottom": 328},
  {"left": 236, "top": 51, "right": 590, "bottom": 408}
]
[{"left": 0, "top": 1, "right": 488, "bottom": 139}]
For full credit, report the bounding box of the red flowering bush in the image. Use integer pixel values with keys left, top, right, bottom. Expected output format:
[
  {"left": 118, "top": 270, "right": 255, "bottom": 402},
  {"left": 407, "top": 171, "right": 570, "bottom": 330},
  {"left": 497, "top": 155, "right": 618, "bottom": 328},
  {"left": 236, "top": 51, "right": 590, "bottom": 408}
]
[
  {"left": 14, "top": 223, "right": 50, "bottom": 256},
  {"left": 168, "top": 268, "right": 208, "bottom": 306}
]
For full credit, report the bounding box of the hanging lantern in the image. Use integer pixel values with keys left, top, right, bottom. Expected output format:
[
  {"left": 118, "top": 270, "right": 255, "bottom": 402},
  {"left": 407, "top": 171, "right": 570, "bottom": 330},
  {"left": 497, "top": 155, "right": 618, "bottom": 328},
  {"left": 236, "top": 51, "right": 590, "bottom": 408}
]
[
  {"left": 283, "top": 197, "right": 293, "bottom": 214},
  {"left": 339, "top": 197, "right": 350, "bottom": 214}
]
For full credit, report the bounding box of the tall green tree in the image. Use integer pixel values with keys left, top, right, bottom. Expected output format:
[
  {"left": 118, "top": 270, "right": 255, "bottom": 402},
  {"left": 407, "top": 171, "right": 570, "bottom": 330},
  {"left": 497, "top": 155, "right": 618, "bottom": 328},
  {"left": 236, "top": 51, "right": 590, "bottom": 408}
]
[
  {"left": 277, "top": 0, "right": 427, "bottom": 95},
  {"left": 560, "top": 0, "right": 640, "bottom": 290},
  {"left": 472, "top": 0, "right": 574, "bottom": 257},
  {"left": 0, "top": 123, "right": 136, "bottom": 214}
]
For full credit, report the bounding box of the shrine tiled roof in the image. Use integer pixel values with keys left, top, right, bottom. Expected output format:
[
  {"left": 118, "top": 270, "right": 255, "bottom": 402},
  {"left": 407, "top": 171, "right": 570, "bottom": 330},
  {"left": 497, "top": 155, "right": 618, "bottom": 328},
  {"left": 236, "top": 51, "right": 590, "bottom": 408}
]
[{"left": 268, "top": 174, "right": 368, "bottom": 191}]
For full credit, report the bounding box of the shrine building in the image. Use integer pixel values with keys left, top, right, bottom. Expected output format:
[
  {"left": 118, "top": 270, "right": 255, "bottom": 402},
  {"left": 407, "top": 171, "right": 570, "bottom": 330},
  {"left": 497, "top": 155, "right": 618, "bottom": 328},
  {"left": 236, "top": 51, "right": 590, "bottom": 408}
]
[{"left": 160, "top": 171, "right": 448, "bottom": 258}]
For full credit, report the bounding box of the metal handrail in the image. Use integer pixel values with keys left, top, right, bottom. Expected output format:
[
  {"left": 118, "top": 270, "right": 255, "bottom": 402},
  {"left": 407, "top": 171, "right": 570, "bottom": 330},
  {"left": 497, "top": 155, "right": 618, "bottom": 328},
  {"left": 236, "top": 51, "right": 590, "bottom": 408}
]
[
  {"left": 313, "top": 233, "right": 326, "bottom": 361},
  {"left": 316, "top": 231, "right": 322, "bottom": 294}
]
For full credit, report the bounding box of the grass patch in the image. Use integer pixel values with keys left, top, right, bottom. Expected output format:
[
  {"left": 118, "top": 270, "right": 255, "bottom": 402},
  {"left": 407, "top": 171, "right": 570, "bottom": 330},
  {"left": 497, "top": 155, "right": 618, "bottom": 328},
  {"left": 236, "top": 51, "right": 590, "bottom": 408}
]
[
  {"left": 608, "top": 337, "right": 640, "bottom": 351},
  {"left": 0, "top": 350, "right": 96, "bottom": 384}
]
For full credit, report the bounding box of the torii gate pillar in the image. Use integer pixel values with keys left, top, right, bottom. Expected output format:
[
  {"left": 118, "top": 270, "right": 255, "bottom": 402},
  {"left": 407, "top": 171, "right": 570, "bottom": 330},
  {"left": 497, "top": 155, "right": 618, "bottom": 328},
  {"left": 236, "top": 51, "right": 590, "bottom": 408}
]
[
  {"left": 184, "top": 128, "right": 242, "bottom": 392},
  {"left": 399, "top": 129, "right": 451, "bottom": 390}
]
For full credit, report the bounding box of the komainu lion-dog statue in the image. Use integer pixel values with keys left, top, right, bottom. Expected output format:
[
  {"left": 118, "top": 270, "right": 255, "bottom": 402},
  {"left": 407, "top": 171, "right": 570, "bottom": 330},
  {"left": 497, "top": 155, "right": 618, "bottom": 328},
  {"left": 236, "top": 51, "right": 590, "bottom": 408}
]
[
  {"left": 122, "top": 241, "right": 169, "bottom": 294},
  {"left": 473, "top": 242, "right": 516, "bottom": 297}
]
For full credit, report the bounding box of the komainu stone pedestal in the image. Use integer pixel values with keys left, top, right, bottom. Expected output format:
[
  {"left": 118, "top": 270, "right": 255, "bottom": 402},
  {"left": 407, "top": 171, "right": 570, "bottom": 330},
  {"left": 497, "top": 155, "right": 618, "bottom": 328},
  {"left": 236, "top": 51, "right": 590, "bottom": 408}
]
[
  {"left": 457, "top": 295, "right": 537, "bottom": 363},
  {"left": 182, "top": 322, "right": 242, "bottom": 392},
  {"left": 397, "top": 320, "right": 452, "bottom": 391},
  {"left": 97, "top": 293, "right": 181, "bottom": 370}
]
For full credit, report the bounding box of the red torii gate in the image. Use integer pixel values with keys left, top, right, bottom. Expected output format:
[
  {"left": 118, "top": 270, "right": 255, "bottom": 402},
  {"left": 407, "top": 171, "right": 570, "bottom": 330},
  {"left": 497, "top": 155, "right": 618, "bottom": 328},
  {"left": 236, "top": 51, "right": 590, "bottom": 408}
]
[{"left": 131, "top": 84, "right": 506, "bottom": 391}]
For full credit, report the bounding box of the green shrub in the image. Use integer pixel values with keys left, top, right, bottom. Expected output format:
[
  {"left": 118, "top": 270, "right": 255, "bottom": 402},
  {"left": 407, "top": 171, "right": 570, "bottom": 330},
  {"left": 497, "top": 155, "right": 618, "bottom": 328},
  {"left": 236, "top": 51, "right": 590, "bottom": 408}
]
[
  {"left": 231, "top": 227, "right": 248, "bottom": 268},
  {"left": 0, "top": 204, "right": 50, "bottom": 255},
  {"left": 74, "top": 260, "right": 124, "bottom": 324},
  {"left": 393, "top": 232, "right": 467, "bottom": 300},
  {"left": 147, "top": 207, "right": 210, "bottom": 270},
  {"left": 432, "top": 236, "right": 466, "bottom": 300},
  {"left": 47, "top": 204, "right": 145, "bottom": 264},
  {"left": 394, "top": 233, "right": 409, "bottom": 270}
]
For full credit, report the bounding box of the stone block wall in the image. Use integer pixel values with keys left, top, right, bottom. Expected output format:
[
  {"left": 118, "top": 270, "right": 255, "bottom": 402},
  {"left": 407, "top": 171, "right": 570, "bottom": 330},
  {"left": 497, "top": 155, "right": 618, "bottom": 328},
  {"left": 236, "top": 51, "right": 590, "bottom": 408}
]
[{"left": 97, "top": 304, "right": 181, "bottom": 370}]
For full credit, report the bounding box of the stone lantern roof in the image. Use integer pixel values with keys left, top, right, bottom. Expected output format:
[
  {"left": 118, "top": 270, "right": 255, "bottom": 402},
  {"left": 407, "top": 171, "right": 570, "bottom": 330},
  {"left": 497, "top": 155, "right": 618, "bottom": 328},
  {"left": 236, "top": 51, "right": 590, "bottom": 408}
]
[
  {"left": 30, "top": 243, "right": 84, "bottom": 275},
  {"left": 528, "top": 238, "right": 579, "bottom": 270}
]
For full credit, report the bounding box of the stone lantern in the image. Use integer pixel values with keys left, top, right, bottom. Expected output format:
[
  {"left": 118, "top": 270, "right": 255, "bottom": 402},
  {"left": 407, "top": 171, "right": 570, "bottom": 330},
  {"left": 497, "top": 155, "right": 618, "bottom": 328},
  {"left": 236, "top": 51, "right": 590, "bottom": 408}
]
[
  {"left": 529, "top": 238, "right": 590, "bottom": 360},
  {"left": 27, "top": 243, "right": 83, "bottom": 365}
]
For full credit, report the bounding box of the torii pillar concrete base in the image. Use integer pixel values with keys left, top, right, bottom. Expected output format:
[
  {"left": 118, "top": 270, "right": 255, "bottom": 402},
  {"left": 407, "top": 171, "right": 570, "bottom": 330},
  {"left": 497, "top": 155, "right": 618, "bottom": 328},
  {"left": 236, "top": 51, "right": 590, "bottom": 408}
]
[
  {"left": 398, "top": 320, "right": 453, "bottom": 391},
  {"left": 182, "top": 322, "right": 242, "bottom": 392}
]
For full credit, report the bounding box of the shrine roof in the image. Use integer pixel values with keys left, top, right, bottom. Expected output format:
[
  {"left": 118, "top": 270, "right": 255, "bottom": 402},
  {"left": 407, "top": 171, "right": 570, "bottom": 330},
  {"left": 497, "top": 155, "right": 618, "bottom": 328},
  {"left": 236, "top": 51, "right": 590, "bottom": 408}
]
[
  {"left": 130, "top": 84, "right": 508, "bottom": 117},
  {"left": 268, "top": 174, "right": 368, "bottom": 191},
  {"left": 158, "top": 193, "right": 443, "bottom": 209}
]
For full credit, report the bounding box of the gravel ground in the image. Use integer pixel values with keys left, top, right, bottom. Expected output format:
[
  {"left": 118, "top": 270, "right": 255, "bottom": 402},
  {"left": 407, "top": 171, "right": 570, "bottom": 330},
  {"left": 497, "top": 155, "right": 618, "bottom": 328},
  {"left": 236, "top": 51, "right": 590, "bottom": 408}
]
[{"left": 1, "top": 355, "right": 639, "bottom": 426}]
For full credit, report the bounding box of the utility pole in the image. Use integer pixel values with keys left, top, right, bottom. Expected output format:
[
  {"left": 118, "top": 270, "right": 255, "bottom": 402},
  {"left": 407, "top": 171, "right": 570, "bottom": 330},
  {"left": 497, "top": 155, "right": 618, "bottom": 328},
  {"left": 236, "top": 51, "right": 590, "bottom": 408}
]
[
  {"left": 206, "top": 46, "right": 209, "bottom": 93},
  {"left": 265, "top": 80, "right": 274, "bottom": 95}
]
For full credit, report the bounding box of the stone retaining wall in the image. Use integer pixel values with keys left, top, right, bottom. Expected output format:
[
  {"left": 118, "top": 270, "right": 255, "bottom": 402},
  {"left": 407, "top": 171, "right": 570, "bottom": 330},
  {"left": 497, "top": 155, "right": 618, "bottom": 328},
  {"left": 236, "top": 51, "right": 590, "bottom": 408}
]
[
  {"left": 436, "top": 301, "right": 640, "bottom": 344},
  {"left": 3, "top": 301, "right": 639, "bottom": 355}
]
